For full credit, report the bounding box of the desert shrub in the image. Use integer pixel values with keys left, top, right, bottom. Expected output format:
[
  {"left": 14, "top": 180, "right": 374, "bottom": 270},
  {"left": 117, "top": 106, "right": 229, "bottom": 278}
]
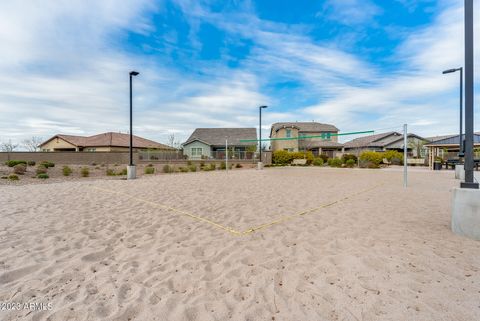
[
  {"left": 37, "top": 173, "right": 49, "bottom": 179},
  {"left": 118, "top": 168, "right": 127, "bottom": 175},
  {"left": 273, "top": 150, "right": 292, "bottom": 165},
  {"left": 62, "top": 166, "right": 73, "bottom": 176},
  {"left": 383, "top": 150, "right": 403, "bottom": 165},
  {"left": 40, "top": 161, "right": 55, "bottom": 168},
  {"left": 345, "top": 159, "right": 356, "bottom": 168},
  {"left": 200, "top": 161, "right": 205, "bottom": 167},
  {"left": 163, "top": 164, "right": 175, "bottom": 173},
  {"left": 27, "top": 161, "right": 36, "bottom": 166},
  {"left": 187, "top": 160, "right": 192, "bottom": 166},
  {"left": 209, "top": 163, "right": 216, "bottom": 171},
  {"left": 235, "top": 163, "right": 242, "bottom": 168},
  {"left": 80, "top": 167, "right": 89, "bottom": 177},
  {"left": 179, "top": 166, "right": 189, "bottom": 173},
  {"left": 219, "top": 162, "right": 226, "bottom": 170},
  {"left": 318, "top": 154, "right": 329, "bottom": 163},
  {"left": 106, "top": 168, "right": 116, "bottom": 176},
  {"left": 359, "top": 151, "right": 383, "bottom": 168},
  {"left": 144, "top": 167, "right": 155, "bottom": 174},
  {"left": 5, "top": 160, "right": 26, "bottom": 167},
  {"left": 91, "top": 162, "right": 97, "bottom": 166},
  {"left": 8, "top": 174, "right": 19, "bottom": 181},
  {"left": 342, "top": 154, "right": 358, "bottom": 164},
  {"left": 13, "top": 164, "right": 27, "bottom": 175},
  {"left": 313, "top": 158, "right": 324, "bottom": 166},
  {"left": 1, "top": 176, "right": 7, "bottom": 179},
  {"left": 327, "top": 158, "right": 343, "bottom": 168},
  {"left": 188, "top": 165, "right": 197, "bottom": 172},
  {"left": 36, "top": 165, "right": 47, "bottom": 175}
]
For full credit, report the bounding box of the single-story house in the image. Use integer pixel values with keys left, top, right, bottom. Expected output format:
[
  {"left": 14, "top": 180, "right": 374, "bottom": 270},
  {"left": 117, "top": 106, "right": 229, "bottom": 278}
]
[
  {"left": 344, "top": 131, "right": 429, "bottom": 158},
  {"left": 269, "top": 122, "right": 342, "bottom": 158},
  {"left": 182, "top": 128, "right": 257, "bottom": 159},
  {"left": 39, "top": 132, "right": 174, "bottom": 152},
  {"left": 425, "top": 133, "right": 480, "bottom": 169}
]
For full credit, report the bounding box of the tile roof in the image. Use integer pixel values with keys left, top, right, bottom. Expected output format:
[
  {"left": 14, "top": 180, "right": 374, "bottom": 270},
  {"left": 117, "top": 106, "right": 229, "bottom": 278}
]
[
  {"left": 183, "top": 128, "right": 257, "bottom": 146},
  {"left": 343, "top": 132, "right": 400, "bottom": 148},
  {"left": 270, "top": 122, "right": 339, "bottom": 135},
  {"left": 41, "top": 132, "right": 174, "bottom": 149}
]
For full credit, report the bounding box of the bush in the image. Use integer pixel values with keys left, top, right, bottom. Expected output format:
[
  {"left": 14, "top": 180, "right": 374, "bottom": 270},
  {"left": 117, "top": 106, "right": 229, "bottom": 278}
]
[
  {"left": 144, "top": 166, "right": 155, "bottom": 174},
  {"left": 62, "top": 166, "right": 73, "bottom": 176},
  {"left": 318, "top": 154, "right": 329, "bottom": 163},
  {"left": 37, "top": 173, "right": 49, "bottom": 179},
  {"left": 273, "top": 150, "right": 292, "bottom": 165},
  {"left": 163, "top": 164, "right": 175, "bottom": 173},
  {"left": 209, "top": 163, "right": 216, "bottom": 171},
  {"left": 200, "top": 161, "right": 205, "bottom": 167},
  {"left": 187, "top": 160, "right": 192, "bottom": 166},
  {"left": 106, "top": 168, "right": 116, "bottom": 176},
  {"left": 80, "top": 167, "right": 89, "bottom": 177},
  {"left": 40, "top": 161, "right": 55, "bottom": 168},
  {"left": 27, "top": 161, "right": 36, "bottom": 166},
  {"left": 5, "top": 160, "right": 26, "bottom": 167},
  {"left": 91, "top": 162, "right": 97, "bottom": 166},
  {"left": 313, "top": 158, "right": 324, "bottom": 166},
  {"left": 327, "top": 158, "right": 343, "bottom": 168},
  {"left": 359, "top": 151, "right": 383, "bottom": 168},
  {"left": 188, "top": 165, "right": 197, "bottom": 172},
  {"left": 179, "top": 166, "right": 189, "bottom": 173},
  {"left": 13, "top": 164, "right": 27, "bottom": 175},
  {"left": 235, "top": 163, "right": 242, "bottom": 168},
  {"left": 36, "top": 165, "right": 48, "bottom": 175},
  {"left": 383, "top": 150, "right": 404, "bottom": 165},
  {"left": 342, "top": 154, "right": 357, "bottom": 164},
  {"left": 8, "top": 174, "right": 19, "bottom": 181},
  {"left": 219, "top": 162, "right": 226, "bottom": 170},
  {"left": 345, "top": 159, "right": 356, "bottom": 168}
]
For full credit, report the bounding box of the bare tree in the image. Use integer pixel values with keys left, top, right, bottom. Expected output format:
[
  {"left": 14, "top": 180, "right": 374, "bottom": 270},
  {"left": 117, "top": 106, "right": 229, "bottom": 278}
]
[
  {"left": 167, "top": 133, "right": 181, "bottom": 149},
  {"left": 0, "top": 140, "right": 18, "bottom": 152},
  {"left": 22, "top": 136, "right": 43, "bottom": 152}
]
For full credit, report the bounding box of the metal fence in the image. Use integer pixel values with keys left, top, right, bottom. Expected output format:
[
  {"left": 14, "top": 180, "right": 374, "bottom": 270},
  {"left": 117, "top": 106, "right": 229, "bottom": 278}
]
[{"left": 209, "top": 151, "right": 258, "bottom": 161}]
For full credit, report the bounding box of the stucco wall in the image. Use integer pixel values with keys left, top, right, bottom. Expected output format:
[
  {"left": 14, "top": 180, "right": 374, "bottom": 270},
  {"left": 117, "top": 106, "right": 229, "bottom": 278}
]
[
  {"left": 271, "top": 128, "right": 299, "bottom": 152},
  {"left": 40, "top": 138, "right": 78, "bottom": 151},
  {"left": 0, "top": 152, "right": 137, "bottom": 165},
  {"left": 183, "top": 141, "right": 211, "bottom": 159}
]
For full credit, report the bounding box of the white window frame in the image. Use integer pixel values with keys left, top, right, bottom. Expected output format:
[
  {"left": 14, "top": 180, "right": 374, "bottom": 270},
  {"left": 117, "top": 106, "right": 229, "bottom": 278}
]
[{"left": 191, "top": 147, "right": 203, "bottom": 157}]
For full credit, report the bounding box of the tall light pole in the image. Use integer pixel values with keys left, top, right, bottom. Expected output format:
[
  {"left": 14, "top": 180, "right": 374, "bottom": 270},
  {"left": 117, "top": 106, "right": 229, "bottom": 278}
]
[
  {"left": 461, "top": 0, "right": 478, "bottom": 189},
  {"left": 442, "top": 67, "right": 464, "bottom": 158},
  {"left": 128, "top": 71, "right": 139, "bottom": 180},
  {"left": 258, "top": 105, "right": 268, "bottom": 166}
]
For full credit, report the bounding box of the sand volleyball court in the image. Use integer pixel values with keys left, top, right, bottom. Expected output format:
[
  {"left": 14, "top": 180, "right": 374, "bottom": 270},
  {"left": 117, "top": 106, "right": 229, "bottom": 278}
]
[{"left": 1, "top": 167, "right": 479, "bottom": 320}]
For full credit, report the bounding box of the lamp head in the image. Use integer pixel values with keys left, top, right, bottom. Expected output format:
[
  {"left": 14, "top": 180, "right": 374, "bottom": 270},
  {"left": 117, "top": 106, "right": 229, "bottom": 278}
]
[
  {"left": 259, "top": 105, "right": 268, "bottom": 109},
  {"left": 442, "top": 68, "right": 459, "bottom": 74},
  {"left": 130, "top": 71, "right": 140, "bottom": 76}
]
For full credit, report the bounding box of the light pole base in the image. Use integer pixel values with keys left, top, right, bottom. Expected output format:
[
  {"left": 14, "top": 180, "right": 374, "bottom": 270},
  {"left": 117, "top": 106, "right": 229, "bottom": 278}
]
[
  {"left": 127, "top": 165, "right": 136, "bottom": 180},
  {"left": 257, "top": 162, "right": 264, "bottom": 170},
  {"left": 452, "top": 187, "right": 480, "bottom": 240},
  {"left": 455, "top": 164, "right": 464, "bottom": 179}
]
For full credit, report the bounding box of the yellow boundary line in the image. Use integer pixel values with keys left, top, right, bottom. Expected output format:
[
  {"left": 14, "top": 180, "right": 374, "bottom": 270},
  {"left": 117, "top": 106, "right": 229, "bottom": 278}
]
[{"left": 92, "top": 183, "right": 383, "bottom": 236}]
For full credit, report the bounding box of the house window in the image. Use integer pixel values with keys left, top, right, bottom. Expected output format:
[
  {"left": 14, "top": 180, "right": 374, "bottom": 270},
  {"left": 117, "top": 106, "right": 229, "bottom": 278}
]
[
  {"left": 191, "top": 147, "right": 203, "bottom": 157},
  {"left": 86, "top": 148, "right": 96, "bottom": 152},
  {"left": 286, "top": 129, "right": 291, "bottom": 138}
]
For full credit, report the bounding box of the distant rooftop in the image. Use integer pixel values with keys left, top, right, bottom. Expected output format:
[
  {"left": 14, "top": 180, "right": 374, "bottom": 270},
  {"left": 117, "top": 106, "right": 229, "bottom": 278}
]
[{"left": 183, "top": 128, "right": 257, "bottom": 146}]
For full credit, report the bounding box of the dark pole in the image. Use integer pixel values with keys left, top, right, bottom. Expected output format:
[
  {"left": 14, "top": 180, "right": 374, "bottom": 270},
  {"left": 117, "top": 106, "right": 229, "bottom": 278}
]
[
  {"left": 259, "top": 106, "right": 262, "bottom": 163},
  {"left": 461, "top": 0, "right": 478, "bottom": 189},
  {"left": 259, "top": 106, "right": 267, "bottom": 163},
  {"left": 459, "top": 67, "right": 464, "bottom": 158},
  {"left": 129, "top": 71, "right": 139, "bottom": 167}
]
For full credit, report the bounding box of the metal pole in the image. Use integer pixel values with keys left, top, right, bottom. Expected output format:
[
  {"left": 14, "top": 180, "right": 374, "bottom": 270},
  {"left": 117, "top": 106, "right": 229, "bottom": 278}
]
[
  {"left": 461, "top": 0, "right": 478, "bottom": 189},
  {"left": 459, "top": 67, "right": 464, "bottom": 158},
  {"left": 129, "top": 74, "right": 133, "bottom": 166},
  {"left": 259, "top": 107, "right": 262, "bottom": 163},
  {"left": 404, "top": 124, "right": 408, "bottom": 188},
  {"left": 225, "top": 138, "right": 228, "bottom": 172}
]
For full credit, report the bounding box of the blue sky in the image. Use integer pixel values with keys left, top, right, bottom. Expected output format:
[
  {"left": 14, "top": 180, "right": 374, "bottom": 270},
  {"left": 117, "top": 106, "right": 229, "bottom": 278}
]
[{"left": 0, "top": 0, "right": 479, "bottom": 146}]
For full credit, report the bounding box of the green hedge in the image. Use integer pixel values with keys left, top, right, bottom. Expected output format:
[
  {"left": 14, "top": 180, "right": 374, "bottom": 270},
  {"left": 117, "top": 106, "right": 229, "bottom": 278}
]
[
  {"left": 327, "top": 158, "right": 343, "bottom": 167},
  {"left": 273, "top": 150, "right": 314, "bottom": 165},
  {"left": 5, "top": 160, "right": 27, "bottom": 167}
]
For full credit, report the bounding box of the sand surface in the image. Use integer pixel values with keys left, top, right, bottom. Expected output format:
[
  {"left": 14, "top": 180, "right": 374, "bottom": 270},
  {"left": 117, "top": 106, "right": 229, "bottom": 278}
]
[{"left": 1, "top": 167, "right": 479, "bottom": 320}]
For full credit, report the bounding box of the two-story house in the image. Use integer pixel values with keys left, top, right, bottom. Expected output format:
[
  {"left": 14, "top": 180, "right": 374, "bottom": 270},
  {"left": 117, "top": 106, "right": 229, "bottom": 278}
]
[{"left": 269, "top": 122, "right": 343, "bottom": 157}]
